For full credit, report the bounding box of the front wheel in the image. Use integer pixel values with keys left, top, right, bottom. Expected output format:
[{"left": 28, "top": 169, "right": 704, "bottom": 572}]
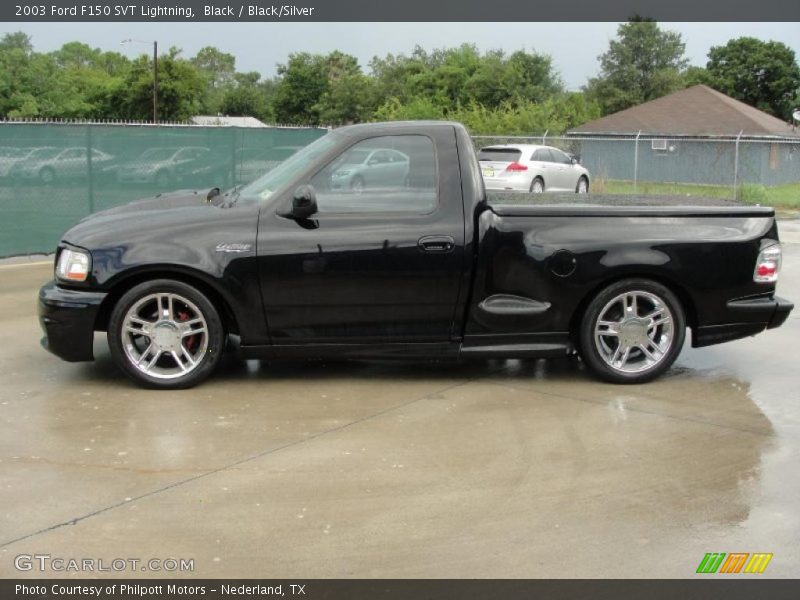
[
  {"left": 107, "top": 280, "right": 225, "bottom": 389},
  {"left": 578, "top": 279, "right": 685, "bottom": 383},
  {"left": 40, "top": 167, "right": 55, "bottom": 184},
  {"left": 576, "top": 176, "right": 589, "bottom": 194},
  {"left": 350, "top": 175, "right": 365, "bottom": 193}
]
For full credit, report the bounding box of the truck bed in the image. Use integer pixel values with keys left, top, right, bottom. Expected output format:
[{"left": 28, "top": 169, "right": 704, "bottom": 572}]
[{"left": 487, "top": 192, "right": 774, "bottom": 217}]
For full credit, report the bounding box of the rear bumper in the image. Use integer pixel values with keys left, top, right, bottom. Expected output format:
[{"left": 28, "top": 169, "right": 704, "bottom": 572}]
[
  {"left": 38, "top": 281, "right": 107, "bottom": 362},
  {"left": 693, "top": 295, "right": 794, "bottom": 347},
  {"left": 483, "top": 173, "right": 531, "bottom": 192}
]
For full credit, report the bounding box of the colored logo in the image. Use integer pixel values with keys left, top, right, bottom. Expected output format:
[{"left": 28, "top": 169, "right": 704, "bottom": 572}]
[{"left": 696, "top": 552, "right": 773, "bottom": 574}]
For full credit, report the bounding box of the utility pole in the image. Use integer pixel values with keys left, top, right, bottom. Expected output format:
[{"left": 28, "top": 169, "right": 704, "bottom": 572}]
[{"left": 121, "top": 39, "right": 159, "bottom": 123}]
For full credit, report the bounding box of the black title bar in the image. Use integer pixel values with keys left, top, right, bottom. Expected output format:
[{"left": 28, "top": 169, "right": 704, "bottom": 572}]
[{"left": 3, "top": 0, "right": 800, "bottom": 22}]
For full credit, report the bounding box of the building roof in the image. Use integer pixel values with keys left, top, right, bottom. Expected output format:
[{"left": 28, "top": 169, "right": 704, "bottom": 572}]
[
  {"left": 568, "top": 85, "right": 799, "bottom": 138},
  {"left": 189, "top": 115, "right": 268, "bottom": 128}
]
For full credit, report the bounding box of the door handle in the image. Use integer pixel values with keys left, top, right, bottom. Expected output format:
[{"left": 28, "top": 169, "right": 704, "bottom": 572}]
[{"left": 418, "top": 235, "right": 455, "bottom": 253}]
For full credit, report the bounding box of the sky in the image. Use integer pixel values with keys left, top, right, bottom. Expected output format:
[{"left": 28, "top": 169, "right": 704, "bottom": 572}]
[{"left": 2, "top": 22, "right": 799, "bottom": 90}]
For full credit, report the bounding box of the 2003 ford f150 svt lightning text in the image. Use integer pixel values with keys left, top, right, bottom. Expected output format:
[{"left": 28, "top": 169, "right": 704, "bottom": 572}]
[{"left": 38, "top": 121, "right": 793, "bottom": 388}]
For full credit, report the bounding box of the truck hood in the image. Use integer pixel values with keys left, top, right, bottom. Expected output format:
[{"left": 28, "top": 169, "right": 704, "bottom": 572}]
[
  {"left": 91, "top": 188, "right": 216, "bottom": 216},
  {"left": 62, "top": 188, "right": 241, "bottom": 250}
]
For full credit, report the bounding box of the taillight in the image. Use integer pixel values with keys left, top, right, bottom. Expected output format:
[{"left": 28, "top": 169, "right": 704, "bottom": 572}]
[
  {"left": 505, "top": 162, "right": 528, "bottom": 172},
  {"left": 754, "top": 243, "right": 782, "bottom": 283}
]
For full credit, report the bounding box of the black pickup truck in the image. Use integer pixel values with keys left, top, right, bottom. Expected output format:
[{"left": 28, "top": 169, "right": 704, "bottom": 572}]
[{"left": 38, "top": 121, "right": 793, "bottom": 389}]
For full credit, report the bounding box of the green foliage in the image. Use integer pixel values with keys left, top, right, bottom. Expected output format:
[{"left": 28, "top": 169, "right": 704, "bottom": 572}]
[
  {"left": 2, "top": 30, "right": 797, "bottom": 136},
  {"left": 586, "top": 20, "right": 689, "bottom": 115},
  {"left": 374, "top": 92, "right": 600, "bottom": 136},
  {"left": 705, "top": 37, "right": 800, "bottom": 120}
]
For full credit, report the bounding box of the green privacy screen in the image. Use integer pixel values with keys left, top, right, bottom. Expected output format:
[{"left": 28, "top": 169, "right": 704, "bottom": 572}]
[{"left": 0, "top": 123, "right": 328, "bottom": 257}]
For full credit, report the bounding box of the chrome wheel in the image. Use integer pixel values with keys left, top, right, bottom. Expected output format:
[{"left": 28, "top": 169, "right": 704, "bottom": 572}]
[
  {"left": 121, "top": 292, "right": 208, "bottom": 380},
  {"left": 351, "top": 176, "right": 365, "bottom": 193},
  {"left": 577, "top": 177, "right": 588, "bottom": 194},
  {"left": 593, "top": 290, "right": 674, "bottom": 374},
  {"left": 531, "top": 179, "right": 544, "bottom": 193}
]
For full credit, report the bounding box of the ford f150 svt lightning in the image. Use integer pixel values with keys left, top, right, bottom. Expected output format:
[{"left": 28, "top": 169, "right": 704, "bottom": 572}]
[{"left": 38, "top": 121, "right": 793, "bottom": 389}]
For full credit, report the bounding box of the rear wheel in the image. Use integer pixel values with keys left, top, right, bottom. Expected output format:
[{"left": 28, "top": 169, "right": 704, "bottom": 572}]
[
  {"left": 530, "top": 177, "right": 544, "bottom": 194},
  {"left": 39, "top": 167, "right": 55, "bottom": 184},
  {"left": 108, "top": 279, "right": 225, "bottom": 389},
  {"left": 579, "top": 279, "right": 685, "bottom": 383}
]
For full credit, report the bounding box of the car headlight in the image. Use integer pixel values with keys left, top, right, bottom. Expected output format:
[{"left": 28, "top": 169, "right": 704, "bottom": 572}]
[{"left": 56, "top": 248, "right": 91, "bottom": 282}]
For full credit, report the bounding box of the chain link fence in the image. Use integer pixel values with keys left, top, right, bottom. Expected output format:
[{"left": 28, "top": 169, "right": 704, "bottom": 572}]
[
  {"left": 2, "top": 122, "right": 799, "bottom": 258},
  {"left": 472, "top": 134, "right": 800, "bottom": 198},
  {"left": 0, "top": 121, "right": 327, "bottom": 257}
]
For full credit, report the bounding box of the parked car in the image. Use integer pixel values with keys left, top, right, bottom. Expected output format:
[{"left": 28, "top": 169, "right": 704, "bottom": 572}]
[
  {"left": 329, "top": 147, "right": 409, "bottom": 192},
  {"left": 478, "top": 144, "right": 590, "bottom": 193},
  {"left": 9, "top": 146, "right": 115, "bottom": 183},
  {"left": 116, "top": 146, "right": 211, "bottom": 187},
  {"left": 39, "top": 121, "right": 792, "bottom": 389},
  {"left": 234, "top": 146, "right": 302, "bottom": 185},
  {"left": 0, "top": 147, "right": 32, "bottom": 178}
]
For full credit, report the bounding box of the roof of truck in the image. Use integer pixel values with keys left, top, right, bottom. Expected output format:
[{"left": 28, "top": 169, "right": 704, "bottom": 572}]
[{"left": 335, "top": 121, "right": 465, "bottom": 136}]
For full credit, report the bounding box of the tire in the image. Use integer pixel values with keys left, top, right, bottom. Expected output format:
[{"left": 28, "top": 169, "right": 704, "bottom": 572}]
[
  {"left": 576, "top": 176, "right": 589, "bottom": 194},
  {"left": 578, "top": 278, "right": 685, "bottom": 384},
  {"left": 39, "top": 167, "right": 55, "bottom": 184},
  {"left": 530, "top": 177, "right": 544, "bottom": 194},
  {"left": 155, "top": 170, "right": 171, "bottom": 188},
  {"left": 350, "top": 175, "right": 365, "bottom": 193},
  {"left": 107, "top": 279, "right": 225, "bottom": 389}
]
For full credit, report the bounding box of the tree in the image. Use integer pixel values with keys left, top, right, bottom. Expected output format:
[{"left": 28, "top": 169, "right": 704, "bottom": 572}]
[
  {"left": 0, "top": 31, "right": 32, "bottom": 54},
  {"left": 108, "top": 47, "right": 207, "bottom": 121},
  {"left": 272, "top": 51, "right": 363, "bottom": 125},
  {"left": 271, "top": 53, "right": 329, "bottom": 124},
  {"left": 586, "top": 20, "right": 689, "bottom": 115},
  {"left": 706, "top": 37, "right": 800, "bottom": 120},
  {"left": 501, "top": 50, "right": 563, "bottom": 104},
  {"left": 192, "top": 46, "right": 237, "bottom": 112}
]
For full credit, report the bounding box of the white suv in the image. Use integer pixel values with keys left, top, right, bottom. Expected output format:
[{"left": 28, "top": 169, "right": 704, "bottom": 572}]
[{"left": 478, "top": 144, "right": 590, "bottom": 193}]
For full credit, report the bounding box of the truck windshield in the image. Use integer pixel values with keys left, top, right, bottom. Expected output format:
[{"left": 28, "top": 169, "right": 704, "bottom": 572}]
[{"left": 237, "top": 132, "right": 341, "bottom": 203}]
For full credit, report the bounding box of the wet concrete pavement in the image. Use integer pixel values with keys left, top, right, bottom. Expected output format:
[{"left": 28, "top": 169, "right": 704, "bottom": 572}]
[{"left": 1, "top": 221, "right": 799, "bottom": 578}]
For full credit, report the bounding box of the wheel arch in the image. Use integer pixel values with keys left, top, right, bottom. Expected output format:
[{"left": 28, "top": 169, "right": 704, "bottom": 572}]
[
  {"left": 94, "top": 267, "right": 239, "bottom": 336},
  {"left": 567, "top": 272, "right": 698, "bottom": 347}
]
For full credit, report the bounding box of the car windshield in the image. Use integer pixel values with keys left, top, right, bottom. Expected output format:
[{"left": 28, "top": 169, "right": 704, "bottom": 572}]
[
  {"left": 237, "top": 132, "right": 341, "bottom": 203},
  {"left": 28, "top": 148, "right": 60, "bottom": 159},
  {"left": 139, "top": 148, "right": 178, "bottom": 160}
]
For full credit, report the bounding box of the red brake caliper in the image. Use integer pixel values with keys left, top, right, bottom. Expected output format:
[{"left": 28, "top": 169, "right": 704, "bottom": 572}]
[{"left": 177, "top": 310, "right": 198, "bottom": 351}]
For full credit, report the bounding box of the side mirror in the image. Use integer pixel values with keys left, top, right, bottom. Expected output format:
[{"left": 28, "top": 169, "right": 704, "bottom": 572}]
[
  {"left": 291, "top": 184, "right": 318, "bottom": 219},
  {"left": 570, "top": 157, "right": 578, "bottom": 165}
]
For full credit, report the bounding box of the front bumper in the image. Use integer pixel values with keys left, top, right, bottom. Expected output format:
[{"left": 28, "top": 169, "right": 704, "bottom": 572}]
[
  {"left": 693, "top": 295, "right": 794, "bottom": 347},
  {"left": 38, "top": 280, "right": 107, "bottom": 362}
]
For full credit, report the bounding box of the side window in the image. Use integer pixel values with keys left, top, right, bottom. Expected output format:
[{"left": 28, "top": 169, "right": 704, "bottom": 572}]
[
  {"left": 309, "top": 135, "right": 437, "bottom": 214},
  {"left": 532, "top": 148, "right": 552, "bottom": 162},
  {"left": 551, "top": 149, "right": 571, "bottom": 165}
]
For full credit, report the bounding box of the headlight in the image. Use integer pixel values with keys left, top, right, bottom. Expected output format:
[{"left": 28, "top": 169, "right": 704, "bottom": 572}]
[{"left": 56, "top": 248, "right": 91, "bottom": 282}]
